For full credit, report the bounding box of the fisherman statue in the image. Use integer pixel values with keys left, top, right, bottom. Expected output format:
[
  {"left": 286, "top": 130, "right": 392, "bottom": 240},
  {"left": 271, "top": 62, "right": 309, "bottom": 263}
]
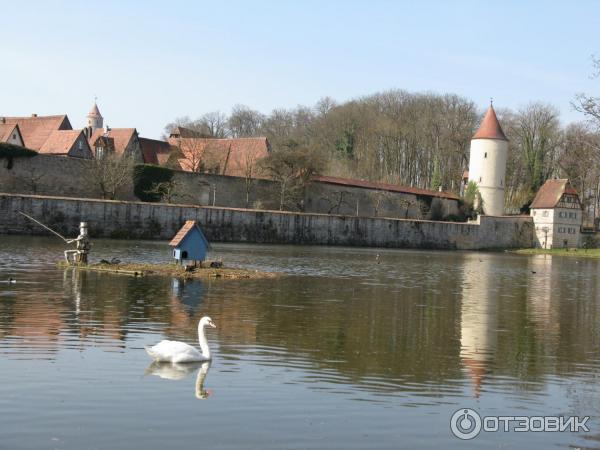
[{"left": 64, "top": 222, "right": 91, "bottom": 265}]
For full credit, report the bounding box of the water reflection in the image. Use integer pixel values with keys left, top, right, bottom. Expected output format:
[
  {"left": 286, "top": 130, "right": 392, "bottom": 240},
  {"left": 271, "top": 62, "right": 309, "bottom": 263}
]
[
  {"left": 2, "top": 241, "right": 600, "bottom": 392},
  {"left": 460, "top": 255, "right": 497, "bottom": 398},
  {"left": 146, "top": 361, "right": 202, "bottom": 380},
  {"left": 195, "top": 361, "right": 212, "bottom": 399},
  {"left": 171, "top": 278, "right": 205, "bottom": 313},
  {"left": 2, "top": 236, "right": 600, "bottom": 449},
  {"left": 146, "top": 361, "right": 212, "bottom": 399}
]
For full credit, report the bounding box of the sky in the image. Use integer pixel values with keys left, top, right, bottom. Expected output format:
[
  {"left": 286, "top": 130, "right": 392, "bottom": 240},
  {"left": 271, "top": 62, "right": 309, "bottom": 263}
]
[{"left": 1, "top": 0, "right": 598, "bottom": 139}]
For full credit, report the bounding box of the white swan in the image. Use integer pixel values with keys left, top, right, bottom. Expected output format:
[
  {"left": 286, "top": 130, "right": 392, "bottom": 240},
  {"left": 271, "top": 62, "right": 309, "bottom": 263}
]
[{"left": 145, "top": 316, "right": 216, "bottom": 363}]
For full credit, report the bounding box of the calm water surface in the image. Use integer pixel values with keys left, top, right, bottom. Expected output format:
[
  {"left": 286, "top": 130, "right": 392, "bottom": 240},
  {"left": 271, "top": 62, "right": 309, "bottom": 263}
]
[{"left": 1, "top": 236, "right": 600, "bottom": 449}]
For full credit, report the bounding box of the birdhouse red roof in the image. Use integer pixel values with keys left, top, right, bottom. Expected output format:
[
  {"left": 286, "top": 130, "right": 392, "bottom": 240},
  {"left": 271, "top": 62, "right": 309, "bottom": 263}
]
[
  {"left": 472, "top": 105, "right": 508, "bottom": 141},
  {"left": 169, "top": 220, "right": 198, "bottom": 246}
]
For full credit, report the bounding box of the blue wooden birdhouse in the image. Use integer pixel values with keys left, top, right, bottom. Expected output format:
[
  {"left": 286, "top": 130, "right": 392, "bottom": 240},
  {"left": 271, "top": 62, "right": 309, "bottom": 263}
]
[{"left": 169, "top": 220, "right": 211, "bottom": 264}]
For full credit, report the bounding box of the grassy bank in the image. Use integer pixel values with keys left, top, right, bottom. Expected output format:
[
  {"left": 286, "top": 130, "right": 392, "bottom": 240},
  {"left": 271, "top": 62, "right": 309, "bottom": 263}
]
[{"left": 512, "top": 248, "right": 600, "bottom": 258}]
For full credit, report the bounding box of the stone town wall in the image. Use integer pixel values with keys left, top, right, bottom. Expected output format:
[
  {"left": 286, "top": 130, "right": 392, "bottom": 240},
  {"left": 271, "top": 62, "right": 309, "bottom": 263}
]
[
  {"left": 0, "top": 193, "right": 533, "bottom": 250},
  {"left": 1, "top": 154, "right": 460, "bottom": 219},
  {"left": 304, "top": 182, "right": 460, "bottom": 219}
]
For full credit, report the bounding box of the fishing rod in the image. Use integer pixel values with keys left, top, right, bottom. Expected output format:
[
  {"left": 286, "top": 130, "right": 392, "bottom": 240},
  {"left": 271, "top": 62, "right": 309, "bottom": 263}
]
[{"left": 18, "top": 211, "right": 69, "bottom": 243}]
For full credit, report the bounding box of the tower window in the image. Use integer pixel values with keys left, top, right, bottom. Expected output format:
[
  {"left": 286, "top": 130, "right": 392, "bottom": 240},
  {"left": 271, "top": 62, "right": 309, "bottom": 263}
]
[
  {"left": 484, "top": 152, "right": 487, "bottom": 158},
  {"left": 500, "top": 179, "right": 503, "bottom": 186},
  {"left": 479, "top": 177, "right": 482, "bottom": 183}
]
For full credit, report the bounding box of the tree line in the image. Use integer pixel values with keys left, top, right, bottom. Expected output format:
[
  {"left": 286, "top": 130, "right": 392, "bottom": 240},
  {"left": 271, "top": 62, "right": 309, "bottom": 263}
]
[{"left": 165, "top": 58, "right": 600, "bottom": 220}]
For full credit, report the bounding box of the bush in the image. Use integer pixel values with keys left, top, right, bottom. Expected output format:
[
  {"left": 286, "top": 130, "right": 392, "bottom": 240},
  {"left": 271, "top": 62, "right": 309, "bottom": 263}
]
[
  {"left": 582, "top": 234, "right": 599, "bottom": 249},
  {"left": 0, "top": 142, "right": 37, "bottom": 158},
  {"left": 133, "top": 164, "right": 175, "bottom": 202},
  {"left": 445, "top": 214, "right": 464, "bottom": 222},
  {"left": 0, "top": 142, "right": 37, "bottom": 169}
]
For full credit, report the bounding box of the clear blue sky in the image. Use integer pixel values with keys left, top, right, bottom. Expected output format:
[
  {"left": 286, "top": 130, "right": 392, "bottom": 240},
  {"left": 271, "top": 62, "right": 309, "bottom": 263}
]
[{"left": 1, "top": 0, "right": 598, "bottom": 139}]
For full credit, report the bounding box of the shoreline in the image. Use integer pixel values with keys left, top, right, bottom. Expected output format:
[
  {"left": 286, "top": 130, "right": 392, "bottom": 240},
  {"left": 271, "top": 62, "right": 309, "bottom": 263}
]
[{"left": 510, "top": 248, "right": 600, "bottom": 258}]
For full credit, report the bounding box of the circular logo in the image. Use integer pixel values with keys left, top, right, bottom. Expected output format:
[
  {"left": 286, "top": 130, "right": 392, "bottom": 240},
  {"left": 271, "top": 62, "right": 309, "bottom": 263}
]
[{"left": 450, "top": 408, "right": 482, "bottom": 440}]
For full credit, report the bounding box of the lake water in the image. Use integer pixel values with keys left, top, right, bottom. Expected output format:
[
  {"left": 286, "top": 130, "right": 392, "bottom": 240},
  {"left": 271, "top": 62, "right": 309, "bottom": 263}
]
[{"left": 1, "top": 235, "right": 599, "bottom": 449}]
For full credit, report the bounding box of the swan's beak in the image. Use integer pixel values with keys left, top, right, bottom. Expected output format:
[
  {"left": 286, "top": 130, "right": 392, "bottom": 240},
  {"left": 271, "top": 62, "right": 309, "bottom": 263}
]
[{"left": 210, "top": 322, "right": 217, "bottom": 329}]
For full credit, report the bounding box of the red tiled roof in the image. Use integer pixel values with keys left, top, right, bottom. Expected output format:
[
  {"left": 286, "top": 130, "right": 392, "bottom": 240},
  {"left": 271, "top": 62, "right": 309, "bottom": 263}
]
[
  {"left": 169, "top": 220, "right": 197, "bottom": 246},
  {"left": 139, "top": 137, "right": 172, "bottom": 165},
  {"left": 472, "top": 106, "right": 508, "bottom": 141},
  {"left": 0, "top": 123, "right": 21, "bottom": 143},
  {"left": 169, "top": 126, "right": 204, "bottom": 138},
  {"left": 1, "top": 115, "right": 72, "bottom": 150},
  {"left": 313, "top": 175, "right": 460, "bottom": 200},
  {"left": 88, "top": 128, "right": 137, "bottom": 155},
  {"left": 169, "top": 137, "right": 270, "bottom": 176},
  {"left": 157, "top": 151, "right": 174, "bottom": 166},
  {"left": 530, "top": 179, "right": 580, "bottom": 209},
  {"left": 39, "top": 130, "right": 90, "bottom": 156}
]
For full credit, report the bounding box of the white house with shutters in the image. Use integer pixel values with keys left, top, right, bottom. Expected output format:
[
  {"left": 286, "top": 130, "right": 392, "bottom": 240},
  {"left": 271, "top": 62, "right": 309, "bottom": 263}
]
[{"left": 530, "top": 179, "right": 582, "bottom": 248}]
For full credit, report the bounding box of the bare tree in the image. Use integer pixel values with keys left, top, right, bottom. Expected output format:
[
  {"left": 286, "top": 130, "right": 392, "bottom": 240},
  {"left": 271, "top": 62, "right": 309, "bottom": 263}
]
[
  {"left": 368, "top": 190, "right": 390, "bottom": 217},
  {"left": 319, "top": 189, "right": 354, "bottom": 214},
  {"left": 228, "top": 104, "right": 265, "bottom": 138},
  {"left": 17, "top": 166, "right": 46, "bottom": 194},
  {"left": 87, "top": 154, "right": 135, "bottom": 200},
  {"left": 163, "top": 112, "right": 229, "bottom": 139},
  {"left": 174, "top": 139, "right": 207, "bottom": 173},
  {"left": 574, "top": 56, "right": 600, "bottom": 127},
  {"left": 260, "top": 142, "right": 323, "bottom": 211},
  {"left": 199, "top": 111, "right": 229, "bottom": 138},
  {"left": 511, "top": 102, "right": 561, "bottom": 193}
]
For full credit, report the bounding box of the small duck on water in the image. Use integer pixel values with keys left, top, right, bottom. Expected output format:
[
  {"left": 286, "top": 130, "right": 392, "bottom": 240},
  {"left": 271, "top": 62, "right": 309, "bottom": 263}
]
[{"left": 1, "top": 278, "right": 16, "bottom": 284}]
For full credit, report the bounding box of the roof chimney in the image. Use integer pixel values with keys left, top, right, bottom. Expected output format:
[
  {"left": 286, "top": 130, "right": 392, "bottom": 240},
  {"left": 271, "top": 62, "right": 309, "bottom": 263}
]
[{"left": 31, "top": 113, "right": 38, "bottom": 117}]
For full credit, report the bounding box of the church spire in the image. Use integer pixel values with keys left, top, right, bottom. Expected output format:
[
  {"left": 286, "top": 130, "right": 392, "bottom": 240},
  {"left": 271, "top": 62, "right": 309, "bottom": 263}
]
[{"left": 86, "top": 99, "right": 103, "bottom": 131}]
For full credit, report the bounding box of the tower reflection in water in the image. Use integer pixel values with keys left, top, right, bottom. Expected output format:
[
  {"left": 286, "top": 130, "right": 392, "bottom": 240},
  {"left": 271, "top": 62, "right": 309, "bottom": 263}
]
[{"left": 460, "top": 255, "right": 498, "bottom": 398}]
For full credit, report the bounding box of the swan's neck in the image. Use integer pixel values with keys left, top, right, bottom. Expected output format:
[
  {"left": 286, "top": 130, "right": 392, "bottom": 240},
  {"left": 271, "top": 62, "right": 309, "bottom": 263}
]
[{"left": 198, "top": 324, "right": 211, "bottom": 359}]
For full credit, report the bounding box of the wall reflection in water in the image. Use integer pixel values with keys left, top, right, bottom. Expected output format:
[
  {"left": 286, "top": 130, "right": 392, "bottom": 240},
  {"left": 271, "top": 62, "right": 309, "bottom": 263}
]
[{"left": 1, "top": 245, "right": 600, "bottom": 402}]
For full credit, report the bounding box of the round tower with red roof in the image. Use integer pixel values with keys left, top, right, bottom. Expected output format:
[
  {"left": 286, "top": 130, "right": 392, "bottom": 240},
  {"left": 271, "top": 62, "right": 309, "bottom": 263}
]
[{"left": 467, "top": 103, "right": 508, "bottom": 216}]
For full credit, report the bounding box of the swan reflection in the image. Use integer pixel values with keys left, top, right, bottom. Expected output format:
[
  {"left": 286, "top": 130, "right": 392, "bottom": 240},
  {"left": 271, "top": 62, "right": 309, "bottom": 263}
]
[{"left": 145, "top": 361, "right": 212, "bottom": 399}]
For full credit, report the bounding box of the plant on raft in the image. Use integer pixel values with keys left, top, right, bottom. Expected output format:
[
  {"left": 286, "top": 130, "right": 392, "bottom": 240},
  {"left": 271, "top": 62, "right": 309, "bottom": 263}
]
[
  {"left": 133, "top": 164, "right": 175, "bottom": 202},
  {"left": 0, "top": 142, "right": 37, "bottom": 170}
]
